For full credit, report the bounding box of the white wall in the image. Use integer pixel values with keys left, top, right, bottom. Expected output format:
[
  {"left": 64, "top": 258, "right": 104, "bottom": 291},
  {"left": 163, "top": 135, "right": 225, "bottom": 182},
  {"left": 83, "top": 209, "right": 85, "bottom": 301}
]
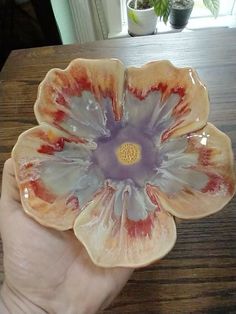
[{"left": 50, "top": 0, "right": 77, "bottom": 44}]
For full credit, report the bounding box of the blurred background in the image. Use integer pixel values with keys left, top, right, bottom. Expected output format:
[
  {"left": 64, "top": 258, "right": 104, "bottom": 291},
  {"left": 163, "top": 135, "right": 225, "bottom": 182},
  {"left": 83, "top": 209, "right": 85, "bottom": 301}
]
[{"left": 0, "top": 0, "right": 236, "bottom": 69}]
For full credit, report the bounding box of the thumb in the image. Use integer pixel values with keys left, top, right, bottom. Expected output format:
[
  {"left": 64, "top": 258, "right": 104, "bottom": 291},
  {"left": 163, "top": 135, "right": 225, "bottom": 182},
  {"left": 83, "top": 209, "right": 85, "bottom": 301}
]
[{"left": 1, "top": 158, "right": 21, "bottom": 204}]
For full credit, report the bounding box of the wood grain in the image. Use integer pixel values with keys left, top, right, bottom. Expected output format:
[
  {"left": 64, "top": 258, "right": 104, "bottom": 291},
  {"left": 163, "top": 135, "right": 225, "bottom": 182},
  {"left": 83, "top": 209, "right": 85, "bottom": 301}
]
[{"left": 0, "top": 28, "right": 236, "bottom": 313}]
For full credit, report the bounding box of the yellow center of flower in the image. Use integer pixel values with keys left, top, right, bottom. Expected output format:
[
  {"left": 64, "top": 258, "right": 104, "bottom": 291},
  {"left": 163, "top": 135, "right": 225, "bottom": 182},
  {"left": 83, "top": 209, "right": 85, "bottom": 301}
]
[{"left": 116, "top": 142, "right": 141, "bottom": 165}]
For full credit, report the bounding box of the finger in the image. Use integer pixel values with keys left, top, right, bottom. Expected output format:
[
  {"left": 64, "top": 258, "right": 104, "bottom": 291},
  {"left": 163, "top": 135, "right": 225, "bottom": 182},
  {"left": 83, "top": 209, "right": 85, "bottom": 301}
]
[
  {"left": 100, "top": 267, "right": 134, "bottom": 311},
  {"left": 1, "top": 158, "right": 21, "bottom": 203}
]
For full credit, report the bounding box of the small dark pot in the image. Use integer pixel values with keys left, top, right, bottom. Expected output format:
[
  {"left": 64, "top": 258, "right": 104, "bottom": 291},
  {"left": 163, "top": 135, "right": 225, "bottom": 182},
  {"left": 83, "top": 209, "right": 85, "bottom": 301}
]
[{"left": 169, "top": 4, "right": 194, "bottom": 29}]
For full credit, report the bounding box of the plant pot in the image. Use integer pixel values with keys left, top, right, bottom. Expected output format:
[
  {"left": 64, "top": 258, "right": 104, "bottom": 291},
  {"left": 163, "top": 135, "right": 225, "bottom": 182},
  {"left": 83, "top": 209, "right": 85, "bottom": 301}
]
[
  {"left": 127, "top": 0, "right": 158, "bottom": 36},
  {"left": 169, "top": 0, "right": 194, "bottom": 29}
]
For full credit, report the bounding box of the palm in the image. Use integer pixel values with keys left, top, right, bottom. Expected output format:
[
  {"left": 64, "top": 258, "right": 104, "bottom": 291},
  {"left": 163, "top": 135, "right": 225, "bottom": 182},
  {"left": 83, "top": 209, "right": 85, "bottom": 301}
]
[{"left": 0, "top": 159, "right": 133, "bottom": 312}]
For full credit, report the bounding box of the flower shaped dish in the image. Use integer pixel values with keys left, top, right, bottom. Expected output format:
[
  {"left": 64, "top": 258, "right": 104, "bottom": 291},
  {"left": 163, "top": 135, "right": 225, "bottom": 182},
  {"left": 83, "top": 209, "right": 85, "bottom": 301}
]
[{"left": 12, "top": 59, "right": 235, "bottom": 268}]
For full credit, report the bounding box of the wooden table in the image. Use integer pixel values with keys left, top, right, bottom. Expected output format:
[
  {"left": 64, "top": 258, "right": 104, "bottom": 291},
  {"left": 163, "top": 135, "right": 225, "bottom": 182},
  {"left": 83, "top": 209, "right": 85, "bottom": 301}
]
[{"left": 0, "top": 29, "right": 236, "bottom": 313}]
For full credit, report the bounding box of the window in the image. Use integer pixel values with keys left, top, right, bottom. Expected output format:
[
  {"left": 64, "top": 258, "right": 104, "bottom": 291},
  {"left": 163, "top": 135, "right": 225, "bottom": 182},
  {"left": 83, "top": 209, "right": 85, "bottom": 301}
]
[
  {"left": 104, "top": 0, "right": 236, "bottom": 38},
  {"left": 191, "top": 0, "right": 236, "bottom": 17}
]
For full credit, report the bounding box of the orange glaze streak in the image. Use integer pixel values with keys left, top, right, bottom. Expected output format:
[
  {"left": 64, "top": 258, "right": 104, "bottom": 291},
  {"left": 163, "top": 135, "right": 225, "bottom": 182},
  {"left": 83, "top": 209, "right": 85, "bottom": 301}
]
[
  {"left": 55, "top": 70, "right": 73, "bottom": 90},
  {"left": 62, "top": 85, "right": 81, "bottom": 97},
  {"left": 38, "top": 97, "right": 61, "bottom": 124},
  {"left": 37, "top": 85, "right": 55, "bottom": 119},
  {"left": 72, "top": 66, "right": 92, "bottom": 92},
  {"left": 90, "top": 73, "right": 120, "bottom": 121},
  {"left": 33, "top": 129, "right": 51, "bottom": 142},
  {"left": 43, "top": 66, "right": 122, "bottom": 131},
  {"left": 99, "top": 75, "right": 121, "bottom": 121},
  {"left": 42, "top": 84, "right": 57, "bottom": 106},
  {"left": 59, "top": 70, "right": 120, "bottom": 120},
  {"left": 42, "top": 69, "right": 91, "bottom": 123},
  {"left": 46, "top": 65, "right": 122, "bottom": 125},
  {"left": 35, "top": 128, "right": 86, "bottom": 145},
  {"left": 55, "top": 69, "right": 82, "bottom": 98}
]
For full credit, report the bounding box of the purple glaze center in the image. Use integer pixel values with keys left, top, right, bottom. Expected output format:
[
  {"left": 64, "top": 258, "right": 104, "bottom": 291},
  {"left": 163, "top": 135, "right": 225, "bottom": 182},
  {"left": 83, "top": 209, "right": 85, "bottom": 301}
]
[{"left": 93, "top": 125, "right": 159, "bottom": 187}]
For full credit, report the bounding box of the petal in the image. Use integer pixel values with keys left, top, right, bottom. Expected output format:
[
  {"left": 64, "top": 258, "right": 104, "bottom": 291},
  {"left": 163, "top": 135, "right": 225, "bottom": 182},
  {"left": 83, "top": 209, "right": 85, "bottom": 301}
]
[
  {"left": 35, "top": 59, "right": 125, "bottom": 141},
  {"left": 126, "top": 60, "right": 209, "bottom": 142},
  {"left": 12, "top": 124, "right": 104, "bottom": 230},
  {"left": 73, "top": 183, "right": 176, "bottom": 267},
  {"left": 149, "top": 123, "right": 235, "bottom": 219}
]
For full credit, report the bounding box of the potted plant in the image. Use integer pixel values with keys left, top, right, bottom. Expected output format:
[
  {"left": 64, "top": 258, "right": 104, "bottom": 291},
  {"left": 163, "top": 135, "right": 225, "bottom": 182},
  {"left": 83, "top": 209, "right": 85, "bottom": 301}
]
[
  {"left": 127, "top": 0, "right": 220, "bottom": 35},
  {"left": 169, "top": 0, "right": 219, "bottom": 29},
  {"left": 169, "top": 0, "right": 194, "bottom": 28},
  {"left": 127, "top": 0, "right": 170, "bottom": 36}
]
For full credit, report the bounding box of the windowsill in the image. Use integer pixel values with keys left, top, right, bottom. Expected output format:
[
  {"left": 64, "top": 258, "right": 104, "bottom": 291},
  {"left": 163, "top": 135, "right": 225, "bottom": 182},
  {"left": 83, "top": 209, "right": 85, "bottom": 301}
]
[{"left": 108, "top": 15, "right": 236, "bottom": 39}]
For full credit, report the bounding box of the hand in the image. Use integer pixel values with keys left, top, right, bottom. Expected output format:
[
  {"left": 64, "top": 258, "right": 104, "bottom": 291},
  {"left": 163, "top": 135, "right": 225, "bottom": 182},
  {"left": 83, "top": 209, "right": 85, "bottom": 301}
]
[{"left": 0, "top": 159, "right": 134, "bottom": 314}]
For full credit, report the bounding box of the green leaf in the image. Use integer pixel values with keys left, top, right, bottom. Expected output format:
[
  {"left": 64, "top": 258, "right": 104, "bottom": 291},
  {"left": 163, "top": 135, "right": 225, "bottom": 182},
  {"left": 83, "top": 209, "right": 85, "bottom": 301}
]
[
  {"left": 152, "top": 0, "right": 170, "bottom": 24},
  {"left": 128, "top": 10, "right": 139, "bottom": 24},
  {"left": 203, "top": 0, "right": 220, "bottom": 18}
]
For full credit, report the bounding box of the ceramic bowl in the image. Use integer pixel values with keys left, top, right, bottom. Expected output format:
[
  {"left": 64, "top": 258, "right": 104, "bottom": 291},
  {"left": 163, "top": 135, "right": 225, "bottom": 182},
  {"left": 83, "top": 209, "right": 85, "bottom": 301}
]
[{"left": 12, "top": 59, "right": 235, "bottom": 267}]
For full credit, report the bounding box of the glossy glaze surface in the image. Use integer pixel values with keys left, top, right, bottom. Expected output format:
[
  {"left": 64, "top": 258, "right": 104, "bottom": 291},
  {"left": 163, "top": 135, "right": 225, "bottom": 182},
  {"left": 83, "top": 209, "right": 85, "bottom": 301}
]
[{"left": 12, "top": 59, "right": 235, "bottom": 267}]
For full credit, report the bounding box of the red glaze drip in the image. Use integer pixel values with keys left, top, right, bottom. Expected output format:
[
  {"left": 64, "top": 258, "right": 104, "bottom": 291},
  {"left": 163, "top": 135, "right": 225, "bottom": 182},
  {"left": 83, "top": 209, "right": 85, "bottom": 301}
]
[
  {"left": 202, "top": 173, "right": 234, "bottom": 195},
  {"left": 35, "top": 129, "right": 86, "bottom": 146},
  {"left": 156, "top": 82, "right": 168, "bottom": 94},
  {"left": 74, "top": 75, "right": 92, "bottom": 92},
  {"left": 38, "top": 145, "right": 56, "bottom": 155},
  {"left": 161, "top": 119, "right": 183, "bottom": 142},
  {"left": 178, "top": 103, "right": 190, "bottom": 115},
  {"left": 127, "top": 86, "right": 145, "bottom": 100},
  {"left": 57, "top": 72, "right": 120, "bottom": 121},
  {"left": 126, "top": 213, "right": 155, "bottom": 238},
  {"left": 172, "top": 87, "right": 190, "bottom": 117},
  {"left": 38, "top": 137, "right": 69, "bottom": 155},
  {"left": 173, "top": 102, "right": 190, "bottom": 117},
  {"left": 55, "top": 93, "right": 68, "bottom": 107},
  {"left": 146, "top": 184, "right": 161, "bottom": 210},
  {"left": 128, "top": 83, "right": 188, "bottom": 142},
  {"left": 54, "top": 110, "right": 66, "bottom": 122},
  {"left": 45, "top": 65, "right": 121, "bottom": 123},
  {"left": 198, "top": 147, "right": 213, "bottom": 166},
  {"left": 101, "top": 76, "right": 120, "bottom": 121},
  {"left": 28, "top": 179, "right": 56, "bottom": 203},
  {"left": 24, "top": 162, "right": 33, "bottom": 169},
  {"left": 19, "top": 162, "right": 35, "bottom": 181},
  {"left": 171, "top": 86, "right": 185, "bottom": 97},
  {"left": 66, "top": 195, "right": 80, "bottom": 211},
  {"left": 128, "top": 82, "right": 168, "bottom": 101},
  {"left": 202, "top": 173, "right": 224, "bottom": 194}
]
